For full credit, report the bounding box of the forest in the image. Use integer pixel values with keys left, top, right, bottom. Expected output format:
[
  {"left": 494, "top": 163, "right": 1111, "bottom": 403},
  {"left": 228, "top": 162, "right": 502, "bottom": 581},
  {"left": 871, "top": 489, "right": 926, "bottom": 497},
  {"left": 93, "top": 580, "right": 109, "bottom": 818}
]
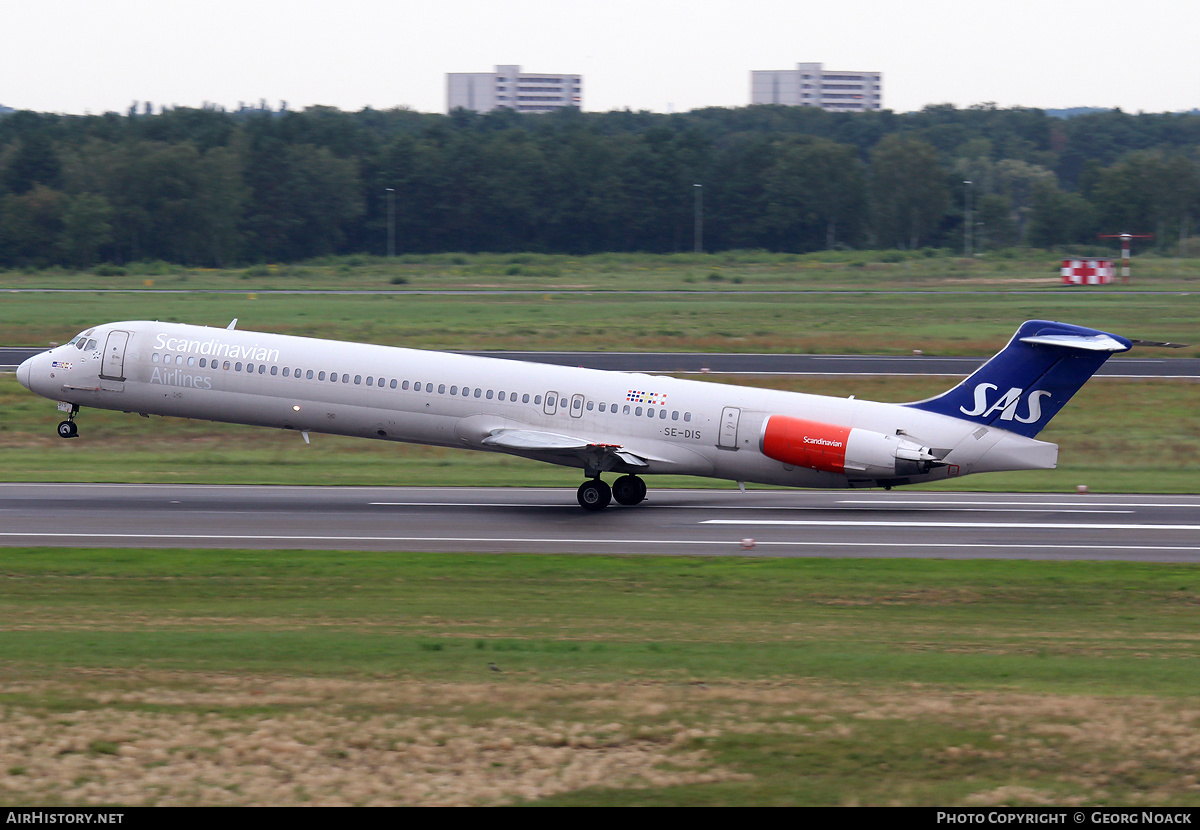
[{"left": 1, "top": 102, "right": 1199, "bottom": 267}]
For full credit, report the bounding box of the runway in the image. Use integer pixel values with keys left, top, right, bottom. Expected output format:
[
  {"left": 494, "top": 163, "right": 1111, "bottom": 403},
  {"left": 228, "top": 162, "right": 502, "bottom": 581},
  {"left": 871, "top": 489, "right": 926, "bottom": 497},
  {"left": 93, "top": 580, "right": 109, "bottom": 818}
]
[{"left": 2, "top": 484, "right": 1198, "bottom": 561}]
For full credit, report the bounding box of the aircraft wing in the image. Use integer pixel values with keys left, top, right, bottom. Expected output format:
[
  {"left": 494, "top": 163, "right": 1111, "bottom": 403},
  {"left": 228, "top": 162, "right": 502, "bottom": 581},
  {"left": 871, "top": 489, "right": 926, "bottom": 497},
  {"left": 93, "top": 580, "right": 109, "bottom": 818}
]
[{"left": 481, "top": 427, "right": 665, "bottom": 470}]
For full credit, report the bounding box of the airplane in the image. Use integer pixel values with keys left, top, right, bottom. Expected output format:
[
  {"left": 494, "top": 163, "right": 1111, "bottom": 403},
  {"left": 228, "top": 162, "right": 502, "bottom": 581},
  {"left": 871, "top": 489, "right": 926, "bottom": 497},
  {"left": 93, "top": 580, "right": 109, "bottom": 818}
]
[{"left": 16, "top": 318, "right": 1132, "bottom": 510}]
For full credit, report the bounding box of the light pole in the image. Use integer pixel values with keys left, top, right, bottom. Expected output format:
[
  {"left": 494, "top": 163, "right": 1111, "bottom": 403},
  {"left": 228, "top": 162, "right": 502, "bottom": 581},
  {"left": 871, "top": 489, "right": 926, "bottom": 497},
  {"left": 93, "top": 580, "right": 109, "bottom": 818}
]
[
  {"left": 963, "top": 180, "right": 973, "bottom": 258},
  {"left": 386, "top": 188, "right": 395, "bottom": 258},
  {"left": 693, "top": 183, "right": 703, "bottom": 254}
]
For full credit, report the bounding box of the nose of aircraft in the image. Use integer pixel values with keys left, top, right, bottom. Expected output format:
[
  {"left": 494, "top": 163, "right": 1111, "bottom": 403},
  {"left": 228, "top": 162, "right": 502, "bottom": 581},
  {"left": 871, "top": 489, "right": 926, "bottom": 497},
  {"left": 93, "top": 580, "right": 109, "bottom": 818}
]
[{"left": 17, "top": 356, "right": 33, "bottom": 390}]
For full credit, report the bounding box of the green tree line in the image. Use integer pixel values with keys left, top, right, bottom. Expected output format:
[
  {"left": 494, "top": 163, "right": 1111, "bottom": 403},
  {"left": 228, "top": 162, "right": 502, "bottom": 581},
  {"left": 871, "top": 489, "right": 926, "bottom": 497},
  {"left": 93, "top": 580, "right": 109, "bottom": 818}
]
[{"left": 2, "top": 102, "right": 1199, "bottom": 267}]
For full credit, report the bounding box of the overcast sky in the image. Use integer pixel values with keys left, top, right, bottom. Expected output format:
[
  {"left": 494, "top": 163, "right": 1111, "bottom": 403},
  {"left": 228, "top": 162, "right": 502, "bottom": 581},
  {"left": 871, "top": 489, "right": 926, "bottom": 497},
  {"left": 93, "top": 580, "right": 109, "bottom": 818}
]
[{"left": 4, "top": 0, "right": 1198, "bottom": 116}]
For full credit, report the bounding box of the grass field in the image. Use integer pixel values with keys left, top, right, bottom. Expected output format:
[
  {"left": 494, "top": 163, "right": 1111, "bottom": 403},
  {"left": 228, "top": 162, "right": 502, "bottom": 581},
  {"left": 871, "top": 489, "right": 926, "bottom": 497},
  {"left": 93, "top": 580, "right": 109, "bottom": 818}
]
[
  {"left": 4, "top": 250, "right": 1200, "bottom": 355},
  {"left": 5, "top": 247, "right": 1200, "bottom": 294},
  {"left": 2, "top": 252, "right": 1199, "bottom": 806},
  {"left": 2, "top": 550, "right": 1200, "bottom": 806}
]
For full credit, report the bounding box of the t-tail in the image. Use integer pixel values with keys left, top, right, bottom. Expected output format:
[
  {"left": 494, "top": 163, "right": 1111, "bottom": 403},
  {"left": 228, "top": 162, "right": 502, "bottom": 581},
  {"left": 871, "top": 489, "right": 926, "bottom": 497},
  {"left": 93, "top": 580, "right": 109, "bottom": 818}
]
[{"left": 906, "top": 320, "right": 1131, "bottom": 438}]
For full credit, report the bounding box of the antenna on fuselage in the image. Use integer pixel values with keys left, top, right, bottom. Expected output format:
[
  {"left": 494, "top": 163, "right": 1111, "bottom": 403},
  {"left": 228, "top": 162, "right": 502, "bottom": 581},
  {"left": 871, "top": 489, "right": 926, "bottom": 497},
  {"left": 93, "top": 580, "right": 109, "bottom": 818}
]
[{"left": 227, "top": 318, "right": 238, "bottom": 330}]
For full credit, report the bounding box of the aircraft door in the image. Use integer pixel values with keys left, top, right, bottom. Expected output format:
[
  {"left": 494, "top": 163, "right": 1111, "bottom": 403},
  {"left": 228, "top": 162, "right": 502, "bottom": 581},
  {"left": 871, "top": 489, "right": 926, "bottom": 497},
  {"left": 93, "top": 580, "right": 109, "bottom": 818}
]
[
  {"left": 718, "top": 406, "right": 741, "bottom": 449},
  {"left": 544, "top": 391, "right": 559, "bottom": 415},
  {"left": 100, "top": 330, "right": 130, "bottom": 381},
  {"left": 569, "top": 393, "right": 585, "bottom": 418}
]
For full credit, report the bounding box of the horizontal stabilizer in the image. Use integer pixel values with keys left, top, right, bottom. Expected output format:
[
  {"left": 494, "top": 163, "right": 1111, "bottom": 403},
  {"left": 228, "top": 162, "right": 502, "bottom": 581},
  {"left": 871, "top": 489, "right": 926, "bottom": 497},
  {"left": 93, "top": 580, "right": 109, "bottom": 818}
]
[
  {"left": 1018, "top": 333, "right": 1129, "bottom": 351},
  {"left": 1129, "top": 338, "right": 1189, "bottom": 349}
]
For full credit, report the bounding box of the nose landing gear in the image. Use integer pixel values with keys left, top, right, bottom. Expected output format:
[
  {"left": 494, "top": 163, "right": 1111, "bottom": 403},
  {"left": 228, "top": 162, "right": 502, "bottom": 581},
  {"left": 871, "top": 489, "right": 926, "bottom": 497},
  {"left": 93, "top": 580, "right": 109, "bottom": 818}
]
[{"left": 57, "top": 404, "right": 79, "bottom": 439}]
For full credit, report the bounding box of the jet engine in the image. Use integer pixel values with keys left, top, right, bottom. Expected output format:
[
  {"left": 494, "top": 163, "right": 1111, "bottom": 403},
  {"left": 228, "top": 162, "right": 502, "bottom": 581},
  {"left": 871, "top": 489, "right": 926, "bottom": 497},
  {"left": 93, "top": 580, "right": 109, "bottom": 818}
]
[{"left": 760, "top": 415, "right": 946, "bottom": 479}]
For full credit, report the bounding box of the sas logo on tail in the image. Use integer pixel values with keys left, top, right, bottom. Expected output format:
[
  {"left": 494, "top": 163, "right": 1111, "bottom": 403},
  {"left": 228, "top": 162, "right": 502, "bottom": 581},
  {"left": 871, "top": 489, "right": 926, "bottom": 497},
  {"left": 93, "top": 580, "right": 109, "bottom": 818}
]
[{"left": 960, "top": 384, "right": 1051, "bottom": 424}]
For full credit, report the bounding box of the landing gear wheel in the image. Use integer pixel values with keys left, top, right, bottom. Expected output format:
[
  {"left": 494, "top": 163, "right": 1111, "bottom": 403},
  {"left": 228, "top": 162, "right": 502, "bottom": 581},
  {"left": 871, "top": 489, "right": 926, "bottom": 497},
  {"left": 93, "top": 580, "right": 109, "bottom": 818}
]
[
  {"left": 57, "top": 420, "right": 78, "bottom": 439},
  {"left": 612, "top": 474, "right": 647, "bottom": 506},
  {"left": 577, "top": 479, "right": 612, "bottom": 511}
]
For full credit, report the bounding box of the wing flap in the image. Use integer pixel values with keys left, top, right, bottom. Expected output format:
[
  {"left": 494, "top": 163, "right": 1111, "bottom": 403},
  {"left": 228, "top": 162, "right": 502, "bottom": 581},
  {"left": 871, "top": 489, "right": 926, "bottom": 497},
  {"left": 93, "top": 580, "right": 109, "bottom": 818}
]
[
  {"left": 481, "top": 429, "right": 591, "bottom": 451},
  {"left": 480, "top": 427, "right": 666, "bottom": 469}
]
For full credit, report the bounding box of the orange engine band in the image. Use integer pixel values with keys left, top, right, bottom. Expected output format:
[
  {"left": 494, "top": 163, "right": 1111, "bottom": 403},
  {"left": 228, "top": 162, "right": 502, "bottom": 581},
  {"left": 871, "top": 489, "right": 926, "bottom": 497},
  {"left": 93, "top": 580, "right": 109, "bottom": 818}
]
[{"left": 760, "top": 416, "right": 851, "bottom": 474}]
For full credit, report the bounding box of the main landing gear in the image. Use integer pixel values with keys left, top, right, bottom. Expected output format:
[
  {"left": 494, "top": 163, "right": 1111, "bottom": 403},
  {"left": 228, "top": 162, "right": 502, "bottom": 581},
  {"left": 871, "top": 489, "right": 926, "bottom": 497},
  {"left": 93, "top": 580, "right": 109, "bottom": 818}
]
[
  {"left": 576, "top": 474, "right": 647, "bottom": 511},
  {"left": 57, "top": 405, "right": 80, "bottom": 439}
]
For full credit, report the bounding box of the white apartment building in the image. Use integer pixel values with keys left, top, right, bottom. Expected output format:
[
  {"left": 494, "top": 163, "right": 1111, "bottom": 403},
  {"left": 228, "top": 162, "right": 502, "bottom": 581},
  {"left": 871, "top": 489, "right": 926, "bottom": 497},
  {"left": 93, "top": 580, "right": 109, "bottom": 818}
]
[
  {"left": 447, "top": 65, "right": 582, "bottom": 114},
  {"left": 751, "top": 62, "right": 882, "bottom": 112}
]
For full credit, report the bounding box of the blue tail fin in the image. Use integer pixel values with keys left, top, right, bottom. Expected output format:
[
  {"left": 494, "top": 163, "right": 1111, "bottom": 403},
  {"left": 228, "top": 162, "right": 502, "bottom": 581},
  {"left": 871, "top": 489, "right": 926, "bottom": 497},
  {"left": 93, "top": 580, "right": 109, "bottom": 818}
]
[{"left": 906, "top": 320, "right": 1131, "bottom": 437}]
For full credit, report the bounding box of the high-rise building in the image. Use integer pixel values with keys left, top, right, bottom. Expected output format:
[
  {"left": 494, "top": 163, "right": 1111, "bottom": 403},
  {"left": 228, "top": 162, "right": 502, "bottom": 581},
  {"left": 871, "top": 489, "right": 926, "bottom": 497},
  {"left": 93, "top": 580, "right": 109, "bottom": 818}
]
[
  {"left": 751, "top": 63, "right": 882, "bottom": 112},
  {"left": 447, "top": 65, "right": 582, "bottom": 114}
]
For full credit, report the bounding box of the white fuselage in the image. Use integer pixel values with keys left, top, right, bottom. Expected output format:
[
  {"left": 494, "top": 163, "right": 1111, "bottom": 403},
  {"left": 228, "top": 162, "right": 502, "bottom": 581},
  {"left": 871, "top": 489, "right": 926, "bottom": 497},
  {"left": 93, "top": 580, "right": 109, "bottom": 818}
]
[{"left": 18, "top": 321, "right": 1058, "bottom": 488}]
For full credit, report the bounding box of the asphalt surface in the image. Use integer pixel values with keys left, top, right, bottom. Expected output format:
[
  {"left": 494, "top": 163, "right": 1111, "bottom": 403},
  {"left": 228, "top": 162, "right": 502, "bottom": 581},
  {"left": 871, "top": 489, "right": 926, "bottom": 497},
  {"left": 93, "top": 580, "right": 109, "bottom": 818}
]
[
  {"left": 4, "top": 347, "right": 1199, "bottom": 377},
  {"left": 2, "top": 484, "right": 1198, "bottom": 560}
]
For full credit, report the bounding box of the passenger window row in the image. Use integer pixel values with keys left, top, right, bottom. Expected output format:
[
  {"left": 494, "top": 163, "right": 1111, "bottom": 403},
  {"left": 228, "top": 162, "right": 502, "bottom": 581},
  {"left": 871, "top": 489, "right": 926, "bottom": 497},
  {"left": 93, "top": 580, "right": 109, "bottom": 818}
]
[{"left": 151, "top": 353, "right": 691, "bottom": 422}]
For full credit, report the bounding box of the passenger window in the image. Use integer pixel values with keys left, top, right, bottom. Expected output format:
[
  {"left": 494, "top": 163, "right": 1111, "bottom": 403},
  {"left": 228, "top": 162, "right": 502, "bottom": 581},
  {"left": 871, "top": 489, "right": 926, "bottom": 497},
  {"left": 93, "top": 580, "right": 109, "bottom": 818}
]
[
  {"left": 390, "top": 379, "right": 397, "bottom": 389},
  {"left": 523, "top": 394, "right": 530, "bottom": 403},
  {"left": 672, "top": 411, "right": 679, "bottom": 420},
  {"left": 306, "top": 370, "right": 314, "bottom": 379},
  {"left": 367, "top": 377, "right": 374, "bottom": 387},
  {"left": 235, "top": 362, "right": 243, "bottom": 371},
  {"left": 320, "top": 371, "right": 327, "bottom": 381},
  {"left": 659, "top": 409, "right": 666, "bottom": 419},
  {"left": 354, "top": 375, "right": 361, "bottom": 384},
  {"left": 498, "top": 391, "right": 506, "bottom": 401},
  {"left": 330, "top": 373, "right": 338, "bottom": 382},
  {"left": 225, "top": 361, "right": 232, "bottom": 370},
  {"left": 259, "top": 365, "right": 266, "bottom": 374},
  {"left": 474, "top": 388, "right": 481, "bottom": 398},
  {"left": 271, "top": 366, "right": 278, "bottom": 376},
  {"left": 152, "top": 353, "right": 160, "bottom": 363},
  {"left": 534, "top": 395, "right": 542, "bottom": 405},
  {"left": 636, "top": 407, "right": 643, "bottom": 416},
  {"left": 623, "top": 405, "right": 631, "bottom": 415},
  {"left": 684, "top": 412, "right": 691, "bottom": 422},
  {"left": 438, "top": 384, "right": 446, "bottom": 394},
  {"left": 647, "top": 408, "right": 654, "bottom": 418},
  {"left": 599, "top": 402, "right": 606, "bottom": 412},
  {"left": 283, "top": 368, "right": 290, "bottom": 377},
  {"left": 587, "top": 401, "right": 594, "bottom": 411},
  {"left": 573, "top": 398, "right": 582, "bottom": 410},
  {"left": 486, "top": 390, "right": 494, "bottom": 400},
  {"left": 176, "top": 356, "right": 184, "bottom": 365}
]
